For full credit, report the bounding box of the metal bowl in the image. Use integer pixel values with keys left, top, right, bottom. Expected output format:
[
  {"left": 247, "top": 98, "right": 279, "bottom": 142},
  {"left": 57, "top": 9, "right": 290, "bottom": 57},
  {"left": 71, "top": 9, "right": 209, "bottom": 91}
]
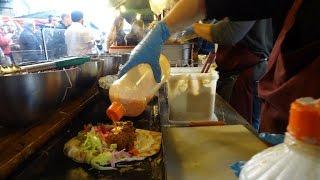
[
  {"left": 91, "top": 54, "right": 129, "bottom": 76},
  {"left": 0, "top": 68, "right": 80, "bottom": 127},
  {"left": 68, "top": 60, "right": 103, "bottom": 98}
]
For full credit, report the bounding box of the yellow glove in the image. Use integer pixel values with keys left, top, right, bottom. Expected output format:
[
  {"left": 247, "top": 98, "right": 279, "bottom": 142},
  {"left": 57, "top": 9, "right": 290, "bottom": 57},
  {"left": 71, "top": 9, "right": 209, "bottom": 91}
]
[{"left": 192, "top": 23, "right": 214, "bottom": 42}]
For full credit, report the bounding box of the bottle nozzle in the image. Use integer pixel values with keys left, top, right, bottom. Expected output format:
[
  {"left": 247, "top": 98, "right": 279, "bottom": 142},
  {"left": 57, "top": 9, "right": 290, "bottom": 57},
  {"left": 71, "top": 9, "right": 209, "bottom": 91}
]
[
  {"left": 107, "top": 102, "right": 126, "bottom": 122},
  {"left": 288, "top": 97, "right": 320, "bottom": 145}
]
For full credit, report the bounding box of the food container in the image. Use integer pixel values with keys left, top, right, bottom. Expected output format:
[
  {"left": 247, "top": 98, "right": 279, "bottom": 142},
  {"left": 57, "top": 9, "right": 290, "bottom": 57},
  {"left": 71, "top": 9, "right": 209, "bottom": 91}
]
[
  {"left": 68, "top": 60, "right": 103, "bottom": 98},
  {"left": 167, "top": 67, "right": 219, "bottom": 125},
  {"left": 98, "top": 75, "right": 118, "bottom": 102},
  {"left": 0, "top": 68, "right": 80, "bottom": 127},
  {"left": 91, "top": 54, "right": 128, "bottom": 76}
]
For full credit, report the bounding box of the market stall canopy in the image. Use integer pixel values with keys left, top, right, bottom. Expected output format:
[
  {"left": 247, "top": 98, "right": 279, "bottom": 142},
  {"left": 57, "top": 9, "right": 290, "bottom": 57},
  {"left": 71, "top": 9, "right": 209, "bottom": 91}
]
[
  {"left": 110, "top": 0, "right": 155, "bottom": 24},
  {"left": 15, "top": 10, "right": 62, "bottom": 19},
  {"left": 149, "top": 0, "right": 177, "bottom": 14}
]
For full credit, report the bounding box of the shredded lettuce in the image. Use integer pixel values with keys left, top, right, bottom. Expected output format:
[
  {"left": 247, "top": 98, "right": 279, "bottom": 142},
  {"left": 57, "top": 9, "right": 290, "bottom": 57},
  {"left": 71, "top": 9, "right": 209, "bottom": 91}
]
[
  {"left": 81, "top": 129, "right": 102, "bottom": 151},
  {"left": 110, "top": 144, "right": 117, "bottom": 151},
  {"left": 91, "top": 152, "right": 112, "bottom": 169},
  {"left": 85, "top": 150, "right": 95, "bottom": 164}
]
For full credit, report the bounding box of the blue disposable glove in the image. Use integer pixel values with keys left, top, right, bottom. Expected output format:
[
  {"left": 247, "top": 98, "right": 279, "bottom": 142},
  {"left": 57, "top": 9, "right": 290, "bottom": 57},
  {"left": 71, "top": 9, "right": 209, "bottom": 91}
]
[
  {"left": 259, "top": 133, "right": 285, "bottom": 145},
  {"left": 230, "top": 161, "right": 246, "bottom": 177},
  {"left": 118, "top": 21, "right": 170, "bottom": 83}
]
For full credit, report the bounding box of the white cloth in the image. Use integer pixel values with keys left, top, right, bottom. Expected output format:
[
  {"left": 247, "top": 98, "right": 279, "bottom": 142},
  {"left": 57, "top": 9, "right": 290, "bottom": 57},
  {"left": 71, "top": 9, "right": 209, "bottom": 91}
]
[{"left": 65, "top": 22, "right": 94, "bottom": 56}]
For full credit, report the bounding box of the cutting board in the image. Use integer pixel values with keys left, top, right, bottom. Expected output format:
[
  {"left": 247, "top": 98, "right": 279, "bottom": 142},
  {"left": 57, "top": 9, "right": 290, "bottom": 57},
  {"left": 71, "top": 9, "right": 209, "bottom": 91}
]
[{"left": 164, "top": 125, "right": 268, "bottom": 180}]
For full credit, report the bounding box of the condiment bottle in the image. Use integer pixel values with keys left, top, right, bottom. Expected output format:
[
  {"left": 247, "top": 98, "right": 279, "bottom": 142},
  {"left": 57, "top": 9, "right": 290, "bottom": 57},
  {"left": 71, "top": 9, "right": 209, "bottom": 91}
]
[
  {"left": 240, "top": 97, "right": 320, "bottom": 180},
  {"left": 107, "top": 54, "right": 170, "bottom": 122}
]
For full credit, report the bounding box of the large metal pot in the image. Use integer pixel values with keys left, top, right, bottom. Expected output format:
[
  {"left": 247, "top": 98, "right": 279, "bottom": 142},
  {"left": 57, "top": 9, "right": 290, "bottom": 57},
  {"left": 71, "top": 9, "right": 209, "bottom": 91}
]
[
  {"left": 92, "top": 54, "right": 130, "bottom": 76},
  {"left": 162, "top": 43, "right": 193, "bottom": 66},
  {"left": 68, "top": 60, "right": 103, "bottom": 98},
  {"left": 0, "top": 68, "right": 80, "bottom": 127}
]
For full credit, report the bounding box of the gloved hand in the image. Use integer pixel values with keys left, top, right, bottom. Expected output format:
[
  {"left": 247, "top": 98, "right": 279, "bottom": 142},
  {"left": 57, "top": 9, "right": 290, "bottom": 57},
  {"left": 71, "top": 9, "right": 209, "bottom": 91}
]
[
  {"left": 259, "top": 133, "right": 285, "bottom": 145},
  {"left": 118, "top": 21, "right": 170, "bottom": 83},
  {"left": 181, "top": 25, "right": 195, "bottom": 37},
  {"left": 230, "top": 161, "right": 246, "bottom": 177},
  {"left": 192, "top": 23, "right": 214, "bottom": 42}
]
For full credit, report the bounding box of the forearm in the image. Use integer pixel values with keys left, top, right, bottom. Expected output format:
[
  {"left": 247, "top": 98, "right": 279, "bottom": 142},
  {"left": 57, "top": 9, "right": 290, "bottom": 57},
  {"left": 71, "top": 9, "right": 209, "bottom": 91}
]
[
  {"left": 211, "top": 18, "right": 255, "bottom": 45},
  {"left": 163, "top": 0, "right": 206, "bottom": 33}
]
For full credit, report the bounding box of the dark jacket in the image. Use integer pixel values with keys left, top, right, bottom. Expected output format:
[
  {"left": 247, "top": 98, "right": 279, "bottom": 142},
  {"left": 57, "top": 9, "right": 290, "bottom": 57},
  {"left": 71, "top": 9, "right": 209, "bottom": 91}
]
[
  {"left": 19, "top": 28, "right": 42, "bottom": 61},
  {"left": 56, "top": 21, "right": 69, "bottom": 29}
]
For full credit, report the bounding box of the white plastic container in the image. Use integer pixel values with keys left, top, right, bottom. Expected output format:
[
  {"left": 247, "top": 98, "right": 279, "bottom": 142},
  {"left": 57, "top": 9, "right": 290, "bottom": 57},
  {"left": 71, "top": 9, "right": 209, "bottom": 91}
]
[
  {"left": 167, "top": 67, "right": 219, "bottom": 123},
  {"left": 240, "top": 97, "right": 320, "bottom": 180}
]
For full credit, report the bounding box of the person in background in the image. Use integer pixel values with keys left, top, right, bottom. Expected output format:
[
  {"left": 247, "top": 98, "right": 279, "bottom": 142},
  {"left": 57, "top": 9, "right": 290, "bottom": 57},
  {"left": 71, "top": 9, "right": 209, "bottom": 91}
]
[
  {"left": 48, "top": 13, "right": 71, "bottom": 58},
  {"left": 56, "top": 13, "right": 72, "bottom": 29},
  {"left": 125, "top": 20, "right": 145, "bottom": 46},
  {"left": 106, "top": 16, "right": 126, "bottom": 48},
  {"left": 19, "top": 22, "right": 42, "bottom": 62},
  {"left": 0, "top": 48, "right": 5, "bottom": 65},
  {"left": 45, "top": 15, "right": 55, "bottom": 28},
  {"left": 0, "top": 27, "right": 13, "bottom": 64},
  {"left": 65, "top": 10, "right": 94, "bottom": 56}
]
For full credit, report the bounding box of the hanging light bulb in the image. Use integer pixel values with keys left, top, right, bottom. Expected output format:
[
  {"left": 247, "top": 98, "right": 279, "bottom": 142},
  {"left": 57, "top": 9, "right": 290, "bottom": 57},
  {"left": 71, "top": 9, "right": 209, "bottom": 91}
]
[
  {"left": 136, "top": 13, "right": 141, "bottom": 20},
  {"left": 120, "top": 5, "right": 126, "bottom": 13}
]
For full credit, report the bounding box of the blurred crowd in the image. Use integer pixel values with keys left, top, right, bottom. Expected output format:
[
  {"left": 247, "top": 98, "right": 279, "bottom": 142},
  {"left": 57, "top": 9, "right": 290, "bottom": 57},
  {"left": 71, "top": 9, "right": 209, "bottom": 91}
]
[
  {"left": 0, "top": 11, "right": 156, "bottom": 66},
  {"left": 106, "top": 17, "right": 146, "bottom": 48},
  {"left": 0, "top": 13, "right": 72, "bottom": 66}
]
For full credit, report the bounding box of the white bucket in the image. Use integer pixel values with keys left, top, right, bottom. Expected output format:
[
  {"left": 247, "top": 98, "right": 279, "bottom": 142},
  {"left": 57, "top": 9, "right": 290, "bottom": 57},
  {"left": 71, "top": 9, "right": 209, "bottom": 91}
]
[{"left": 168, "top": 67, "right": 219, "bottom": 122}]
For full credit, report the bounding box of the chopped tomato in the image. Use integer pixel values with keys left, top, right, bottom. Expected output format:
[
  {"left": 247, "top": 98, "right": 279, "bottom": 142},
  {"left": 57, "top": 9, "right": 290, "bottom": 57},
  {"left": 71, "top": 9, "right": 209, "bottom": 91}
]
[
  {"left": 93, "top": 124, "right": 113, "bottom": 142},
  {"left": 83, "top": 124, "right": 91, "bottom": 133}
]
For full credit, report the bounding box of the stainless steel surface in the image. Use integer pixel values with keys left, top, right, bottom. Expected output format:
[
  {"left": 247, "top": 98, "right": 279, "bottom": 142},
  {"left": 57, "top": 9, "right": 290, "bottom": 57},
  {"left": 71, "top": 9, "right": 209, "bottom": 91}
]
[
  {"left": 1, "top": 57, "right": 91, "bottom": 75},
  {"left": 0, "top": 68, "right": 80, "bottom": 127},
  {"left": 162, "top": 43, "right": 193, "bottom": 66},
  {"left": 158, "top": 86, "right": 264, "bottom": 179},
  {"left": 162, "top": 125, "right": 267, "bottom": 180},
  {"left": 69, "top": 60, "right": 103, "bottom": 98},
  {"left": 92, "top": 54, "right": 129, "bottom": 76},
  {"left": 19, "top": 61, "right": 56, "bottom": 72}
]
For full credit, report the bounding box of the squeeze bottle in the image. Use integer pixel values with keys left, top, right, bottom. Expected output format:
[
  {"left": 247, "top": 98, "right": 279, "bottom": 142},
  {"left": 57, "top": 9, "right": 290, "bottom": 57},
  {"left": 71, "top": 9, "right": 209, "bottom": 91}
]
[
  {"left": 240, "top": 97, "right": 320, "bottom": 180},
  {"left": 107, "top": 54, "right": 170, "bottom": 122}
]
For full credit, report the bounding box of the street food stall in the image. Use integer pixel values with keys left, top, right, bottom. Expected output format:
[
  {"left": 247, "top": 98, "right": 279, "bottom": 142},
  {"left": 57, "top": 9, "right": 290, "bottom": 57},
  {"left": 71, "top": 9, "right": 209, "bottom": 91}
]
[
  {"left": 0, "top": 53, "right": 269, "bottom": 179},
  {"left": 0, "top": 83, "right": 267, "bottom": 179},
  {"left": 0, "top": 0, "right": 319, "bottom": 179}
]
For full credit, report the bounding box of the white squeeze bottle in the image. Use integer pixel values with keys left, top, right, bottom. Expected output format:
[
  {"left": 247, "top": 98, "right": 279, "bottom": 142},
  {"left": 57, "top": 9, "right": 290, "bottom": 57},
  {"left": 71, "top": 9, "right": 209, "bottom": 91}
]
[
  {"left": 240, "top": 97, "right": 320, "bottom": 180},
  {"left": 107, "top": 54, "right": 170, "bottom": 122}
]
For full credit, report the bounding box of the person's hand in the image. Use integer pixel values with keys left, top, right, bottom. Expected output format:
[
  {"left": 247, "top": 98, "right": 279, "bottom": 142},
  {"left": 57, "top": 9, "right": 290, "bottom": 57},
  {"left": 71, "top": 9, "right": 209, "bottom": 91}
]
[
  {"left": 118, "top": 21, "right": 170, "bottom": 83},
  {"left": 259, "top": 133, "right": 285, "bottom": 145},
  {"left": 192, "top": 23, "right": 214, "bottom": 42}
]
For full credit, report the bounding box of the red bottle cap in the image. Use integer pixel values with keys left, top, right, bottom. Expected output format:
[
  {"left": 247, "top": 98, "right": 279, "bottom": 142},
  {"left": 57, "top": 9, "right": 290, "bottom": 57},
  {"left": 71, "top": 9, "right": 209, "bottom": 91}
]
[
  {"left": 287, "top": 97, "right": 320, "bottom": 145},
  {"left": 107, "top": 102, "right": 126, "bottom": 122}
]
